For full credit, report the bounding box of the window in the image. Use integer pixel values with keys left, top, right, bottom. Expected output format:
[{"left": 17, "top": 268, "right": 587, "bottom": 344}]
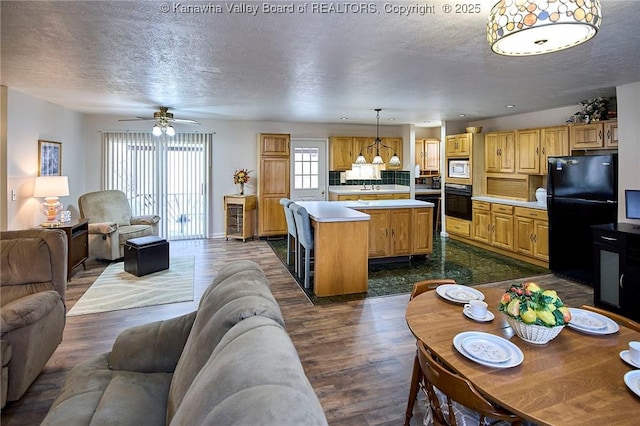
[
  {"left": 103, "top": 132, "right": 212, "bottom": 240},
  {"left": 293, "top": 147, "right": 319, "bottom": 189}
]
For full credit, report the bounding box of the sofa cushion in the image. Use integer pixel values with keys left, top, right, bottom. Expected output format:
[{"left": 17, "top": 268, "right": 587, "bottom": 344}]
[
  {"left": 166, "top": 265, "right": 285, "bottom": 421},
  {"left": 0, "top": 291, "right": 61, "bottom": 333},
  {"left": 170, "top": 316, "right": 327, "bottom": 425},
  {"left": 42, "top": 353, "right": 172, "bottom": 426}
]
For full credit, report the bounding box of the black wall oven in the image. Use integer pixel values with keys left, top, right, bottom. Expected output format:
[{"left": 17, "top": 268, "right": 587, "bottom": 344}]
[{"left": 444, "top": 184, "right": 472, "bottom": 221}]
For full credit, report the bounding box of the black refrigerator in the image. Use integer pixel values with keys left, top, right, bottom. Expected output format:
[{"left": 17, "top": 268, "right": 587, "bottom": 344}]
[{"left": 547, "top": 154, "right": 618, "bottom": 285}]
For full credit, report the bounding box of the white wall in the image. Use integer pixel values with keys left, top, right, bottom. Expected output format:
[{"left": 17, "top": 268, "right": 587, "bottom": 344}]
[
  {"left": 5, "top": 88, "right": 85, "bottom": 230},
  {"left": 82, "top": 115, "right": 404, "bottom": 237},
  {"left": 617, "top": 81, "right": 640, "bottom": 225}
]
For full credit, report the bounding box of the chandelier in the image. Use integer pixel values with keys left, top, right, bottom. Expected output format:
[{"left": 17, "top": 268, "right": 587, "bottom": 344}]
[
  {"left": 355, "top": 109, "right": 401, "bottom": 166},
  {"left": 487, "top": 0, "right": 601, "bottom": 56}
]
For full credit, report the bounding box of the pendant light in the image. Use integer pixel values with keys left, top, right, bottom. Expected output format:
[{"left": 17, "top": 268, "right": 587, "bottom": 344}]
[
  {"left": 487, "top": 0, "right": 601, "bottom": 56},
  {"left": 353, "top": 108, "right": 401, "bottom": 167}
]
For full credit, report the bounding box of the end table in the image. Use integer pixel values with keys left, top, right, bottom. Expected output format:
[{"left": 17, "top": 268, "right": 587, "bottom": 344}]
[{"left": 40, "top": 218, "right": 89, "bottom": 279}]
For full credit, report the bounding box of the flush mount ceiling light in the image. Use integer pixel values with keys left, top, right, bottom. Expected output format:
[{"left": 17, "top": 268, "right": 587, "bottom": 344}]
[
  {"left": 487, "top": 0, "right": 601, "bottom": 56},
  {"left": 355, "top": 109, "right": 401, "bottom": 167}
]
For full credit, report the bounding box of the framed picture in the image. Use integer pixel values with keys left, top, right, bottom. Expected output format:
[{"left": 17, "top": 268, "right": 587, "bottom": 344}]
[{"left": 38, "top": 140, "right": 62, "bottom": 176}]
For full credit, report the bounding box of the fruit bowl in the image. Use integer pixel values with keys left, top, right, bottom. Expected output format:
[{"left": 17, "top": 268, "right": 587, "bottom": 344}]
[
  {"left": 505, "top": 315, "right": 564, "bottom": 345},
  {"left": 499, "top": 282, "right": 571, "bottom": 344}
]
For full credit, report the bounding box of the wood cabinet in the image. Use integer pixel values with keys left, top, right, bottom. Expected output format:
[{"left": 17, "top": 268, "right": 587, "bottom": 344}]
[
  {"left": 472, "top": 201, "right": 514, "bottom": 250},
  {"left": 570, "top": 120, "right": 617, "bottom": 150},
  {"left": 356, "top": 207, "right": 433, "bottom": 258},
  {"left": 257, "top": 133, "right": 290, "bottom": 237},
  {"left": 471, "top": 201, "right": 491, "bottom": 244},
  {"left": 540, "top": 126, "right": 569, "bottom": 176},
  {"left": 330, "top": 136, "right": 403, "bottom": 171},
  {"left": 515, "top": 129, "right": 541, "bottom": 174},
  {"left": 446, "top": 216, "right": 471, "bottom": 238},
  {"left": 45, "top": 219, "right": 89, "bottom": 279},
  {"left": 224, "top": 195, "right": 256, "bottom": 242},
  {"left": 415, "top": 138, "right": 440, "bottom": 175},
  {"left": 485, "top": 131, "right": 515, "bottom": 173},
  {"left": 445, "top": 134, "right": 471, "bottom": 157},
  {"left": 514, "top": 207, "right": 549, "bottom": 262}
]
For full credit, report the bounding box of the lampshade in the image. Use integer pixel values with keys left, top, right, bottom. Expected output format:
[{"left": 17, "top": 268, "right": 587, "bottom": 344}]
[
  {"left": 152, "top": 124, "right": 163, "bottom": 136},
  {"left": 487, "top": 0, "right": 601, "bottom": 56},
  {"left": 165, "top": 125, "right": 175, "bottom": 136},
  {"left": 34, "top": 176, "right": 69, "bottom": 198},
  {"left": 355, "top": 153, "right": 367, "bottom": 164},
  {"left": 389, "top": 153, "right": 401, "bottom": 167}
]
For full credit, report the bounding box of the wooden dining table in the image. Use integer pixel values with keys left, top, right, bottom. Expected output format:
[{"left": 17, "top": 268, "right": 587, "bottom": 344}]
[{"left": 406, "top": 287, "right": 640, "bottom": 425}]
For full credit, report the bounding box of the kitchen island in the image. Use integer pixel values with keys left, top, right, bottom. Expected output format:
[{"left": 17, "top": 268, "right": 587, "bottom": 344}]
[{"left": 297, "top": 200, "right": 434, "bottom": 297}]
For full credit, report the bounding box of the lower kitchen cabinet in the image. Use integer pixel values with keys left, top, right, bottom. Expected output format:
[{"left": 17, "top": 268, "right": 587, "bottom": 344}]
[
  {"left": 446, "top": 216, "right": 471, "bottom": 238},
  {"left": 593, "top": 223, "right": 640, "bottom": 322},
  {"left": 514, "top": 207, "right": 549, "bottom": 262},
  {"left": 471, "top": 201, "right": 514, "bottom": 251},
  {"left": 357, "top": 207, "right": 433, "bottom": 258}
]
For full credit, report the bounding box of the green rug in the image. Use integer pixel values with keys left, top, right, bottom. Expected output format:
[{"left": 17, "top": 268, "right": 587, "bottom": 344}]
[{"left": 268, "top": 237, "right": 548, "bottom": 305}]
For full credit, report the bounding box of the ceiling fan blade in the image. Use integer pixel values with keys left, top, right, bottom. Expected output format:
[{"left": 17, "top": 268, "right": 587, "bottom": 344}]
[
  {"left": 170, "top": 118, "right": 201, "bottom": 125},
  {"left": 118, "top": 117, "right": 155, "bottom": 122}
]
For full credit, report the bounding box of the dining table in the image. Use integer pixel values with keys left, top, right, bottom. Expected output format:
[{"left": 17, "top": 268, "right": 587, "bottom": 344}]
[{"left": 405, "top": 286, "right": 640, "bottom": 425}]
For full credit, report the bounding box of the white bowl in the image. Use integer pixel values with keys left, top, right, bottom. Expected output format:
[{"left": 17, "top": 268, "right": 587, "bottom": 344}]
[{"left": 505, "top": 315, "right": 564, "bottom": 345}]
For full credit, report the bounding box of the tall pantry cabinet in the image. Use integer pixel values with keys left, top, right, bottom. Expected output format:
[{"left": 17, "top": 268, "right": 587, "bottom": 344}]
[{"left": 257, "top": 133, "right": 290, "bottom": 237}]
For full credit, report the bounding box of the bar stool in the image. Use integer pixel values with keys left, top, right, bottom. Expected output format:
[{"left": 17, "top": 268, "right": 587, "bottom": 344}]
[
  {"left": 279, "top": 198, "right": 297, "bottom": 272},
  {"left": 291, "top": 204, "right": 314, "bottom": 289}
]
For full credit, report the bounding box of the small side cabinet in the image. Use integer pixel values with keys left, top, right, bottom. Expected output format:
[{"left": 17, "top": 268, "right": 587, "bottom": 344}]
[
  {"left": 593, "top": 223, "right": 640, "bottom": 322},
  {"left": 224, "top": 195, "right": 257, "bottom": 242}
]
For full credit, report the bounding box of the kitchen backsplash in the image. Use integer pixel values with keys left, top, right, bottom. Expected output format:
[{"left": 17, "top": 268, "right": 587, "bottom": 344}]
[{"left": 329, "top": 170, "right": 410, "bottom": 186}]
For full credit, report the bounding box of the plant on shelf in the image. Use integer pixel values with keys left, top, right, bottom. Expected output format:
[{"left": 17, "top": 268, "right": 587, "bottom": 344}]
[
  {"left": 576, "top": 97, "right": 610, "bottom": 122},
  {"left": 233, "top": 168, "right": 252, "bottom": 195}
]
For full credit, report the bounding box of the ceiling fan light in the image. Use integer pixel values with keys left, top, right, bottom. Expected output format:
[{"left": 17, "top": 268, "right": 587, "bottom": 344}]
[
  {"left": 152, "top": 124, "right": 162, "bottom": 136},
  {"left": 165, "top": 125, "right": 176, "bottom": 136},
  {"left": 487, "top": 0, "right": 601, "bottom": 56}
]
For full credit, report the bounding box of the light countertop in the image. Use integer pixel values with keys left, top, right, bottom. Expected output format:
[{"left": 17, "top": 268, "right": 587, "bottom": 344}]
[
  {"left": 328, "top": 184, "right": 409, "bottom": 195},
  {"left": 297, "top": 200, "right": 434, "bottom": 223},
  {"left": 415, "top": 189, "right": 442, "bottom": 196},
  {"left": 472, "top": 196, "right": 547, "bottom": 210}
]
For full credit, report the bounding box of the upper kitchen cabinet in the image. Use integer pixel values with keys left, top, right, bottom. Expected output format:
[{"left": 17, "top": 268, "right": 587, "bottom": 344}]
[
  {"left": 415, "top": 138, "right": 440, "bottom": 175},
  {"left": 259, "top": 133, "right": 290, "bottom": 157},
  {"left": 569, "top": 120, "right": 617, "bottom": 151},
  {"left": 257, "top": 133, "right": 290, "bottom": 237},
  {"left": 516, "top": 129, "right": 541, "bottom": 174},
  {"left": 329, "top": 136, "right": 403, "bottom": 171},
  {"left": 540, "top": 126, "right": 569, "bottom": 175},
  {"left": 485, "top": 131, "right": 515, "bottom": 173},
  {"left": 445, "top": 134, "right": 471, "bottom": 157}
]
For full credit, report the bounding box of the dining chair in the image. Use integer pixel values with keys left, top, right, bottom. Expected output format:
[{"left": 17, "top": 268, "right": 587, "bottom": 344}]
[
  {"left": 405, "top": 278, "right": 457, "bottom": 426},
  {"left": 279, "top": 198, "right": 298, "bottom": 273},
  {"left": 417, "top": 341, "right": 523, "bottom": 426},
  {"left": 291, "top": 204, "right": 314, "bottom": 289},
  {"left": 580, "top": 305, "right": 640, "bottom": 332}
]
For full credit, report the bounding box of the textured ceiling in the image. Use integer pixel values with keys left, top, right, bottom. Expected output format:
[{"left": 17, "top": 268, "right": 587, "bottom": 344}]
[{"left": 1, "top": 1, "right": 638, "bottom": 126}]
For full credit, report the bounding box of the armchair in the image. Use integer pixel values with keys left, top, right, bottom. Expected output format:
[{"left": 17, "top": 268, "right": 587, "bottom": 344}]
[
  {"left": 0, "top": 229, "right": 68, "bottom": 406},
  {"left": 78, "top": 190, "right": 160, "bottom": 260}
]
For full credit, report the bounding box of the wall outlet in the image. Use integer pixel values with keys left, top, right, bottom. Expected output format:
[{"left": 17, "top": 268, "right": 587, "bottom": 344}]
[
  {"left": 11, "top": 190, "right": 16, "bottom": 201},
  {"left": 340, "top": 172, "right": 346, "bottom": 183}
]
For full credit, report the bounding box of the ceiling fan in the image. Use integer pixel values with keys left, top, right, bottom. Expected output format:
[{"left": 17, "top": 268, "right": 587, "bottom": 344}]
[{"left": 119, "top": 107, "right": 200, "bottom": 136}]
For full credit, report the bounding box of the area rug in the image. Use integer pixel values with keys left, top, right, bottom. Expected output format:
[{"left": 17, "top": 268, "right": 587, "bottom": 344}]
[
  {"left": 267, "top": 238, "right": 549, "bottom": 305},
  {"left": 67, "top": 256, "right": 195, "bottom": 316}
]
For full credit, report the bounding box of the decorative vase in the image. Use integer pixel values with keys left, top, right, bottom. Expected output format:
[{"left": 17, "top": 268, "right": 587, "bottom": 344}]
[{"left": 239, "top": 183, "right": 244, "bottom": 195}]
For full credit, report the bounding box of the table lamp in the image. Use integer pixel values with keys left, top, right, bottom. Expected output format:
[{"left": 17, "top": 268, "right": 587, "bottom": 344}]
[{"left": 33, "top": 176, "right": 69, "bottom": 227}]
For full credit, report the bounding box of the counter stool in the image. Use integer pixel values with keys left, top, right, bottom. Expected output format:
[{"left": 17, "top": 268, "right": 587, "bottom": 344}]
[
  {"left": 291, "top": 204, "right": 314, "bottom": 289},
  {"left": 279, "top": 198, "right": 298, "bottom": 273}
]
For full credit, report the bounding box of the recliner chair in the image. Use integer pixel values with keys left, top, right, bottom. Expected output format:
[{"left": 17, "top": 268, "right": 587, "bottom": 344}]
[
  {"left": 79, "top": 190, "right": 160, "bottom": 260},
  {"left": 1, "top": 229, "right": 68, "bottom": 406}
]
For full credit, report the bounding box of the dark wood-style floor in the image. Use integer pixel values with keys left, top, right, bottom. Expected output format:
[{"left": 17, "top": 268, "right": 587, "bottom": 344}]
[{"left": 0, "top": 238, "right": 593, "bottom": 425}]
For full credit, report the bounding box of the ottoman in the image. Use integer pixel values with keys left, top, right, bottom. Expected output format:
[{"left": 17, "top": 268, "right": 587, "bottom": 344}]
[{"left": 124, "top": 236, "right": 169, "bottom": 277}]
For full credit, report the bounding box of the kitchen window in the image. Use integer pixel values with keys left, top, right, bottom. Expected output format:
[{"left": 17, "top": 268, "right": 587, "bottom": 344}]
[{"left": 293, "top": 147, "right": 319, "bottom": 189}]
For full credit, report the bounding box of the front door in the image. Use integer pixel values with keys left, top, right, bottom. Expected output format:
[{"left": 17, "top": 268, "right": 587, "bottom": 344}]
[{"left": 290, "top": 138, "right": 328, "bottom": 201}]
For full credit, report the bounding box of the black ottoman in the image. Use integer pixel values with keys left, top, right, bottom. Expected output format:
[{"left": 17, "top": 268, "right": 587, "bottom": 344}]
[{"left": 124, "top": 236, "right": 169, "bottom": 277}]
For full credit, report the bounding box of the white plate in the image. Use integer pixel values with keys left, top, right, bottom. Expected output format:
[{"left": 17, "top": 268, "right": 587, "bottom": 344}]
[
  {"left": 567, "top": 308, "right": 620, "bottom": 335},
  {"left": 436, "top": 284, "right": 485, "bottom": 304},
  {"left": 624, "top": 370, "right": 640, "bottom": 399},
  {"left": 453, "top": 331, "right": 524, "bottom": 369},
  {"left": 461, "top": 335, "right": 511, "bottom": 364},
  {"left": 620, "top": 350, "right": 640, "bottom": 369},
  {"left": 463, "top": 306, "right": 495, "bottom": 322}
]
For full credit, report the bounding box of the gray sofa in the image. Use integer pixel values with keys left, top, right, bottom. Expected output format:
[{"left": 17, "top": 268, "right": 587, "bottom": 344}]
[{"left": 41, "top": 260, "right": 327, "bottom": 425}]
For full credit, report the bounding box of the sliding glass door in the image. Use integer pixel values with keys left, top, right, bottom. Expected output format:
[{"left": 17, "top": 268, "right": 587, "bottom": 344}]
[{"left": 103, "top": 132, "right": 212, "bottom": 240}]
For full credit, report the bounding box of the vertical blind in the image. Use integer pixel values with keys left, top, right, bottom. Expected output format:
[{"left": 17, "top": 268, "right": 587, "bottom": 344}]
[{"left": 102, "top": 132, "right": 212, "bottom": 240}]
